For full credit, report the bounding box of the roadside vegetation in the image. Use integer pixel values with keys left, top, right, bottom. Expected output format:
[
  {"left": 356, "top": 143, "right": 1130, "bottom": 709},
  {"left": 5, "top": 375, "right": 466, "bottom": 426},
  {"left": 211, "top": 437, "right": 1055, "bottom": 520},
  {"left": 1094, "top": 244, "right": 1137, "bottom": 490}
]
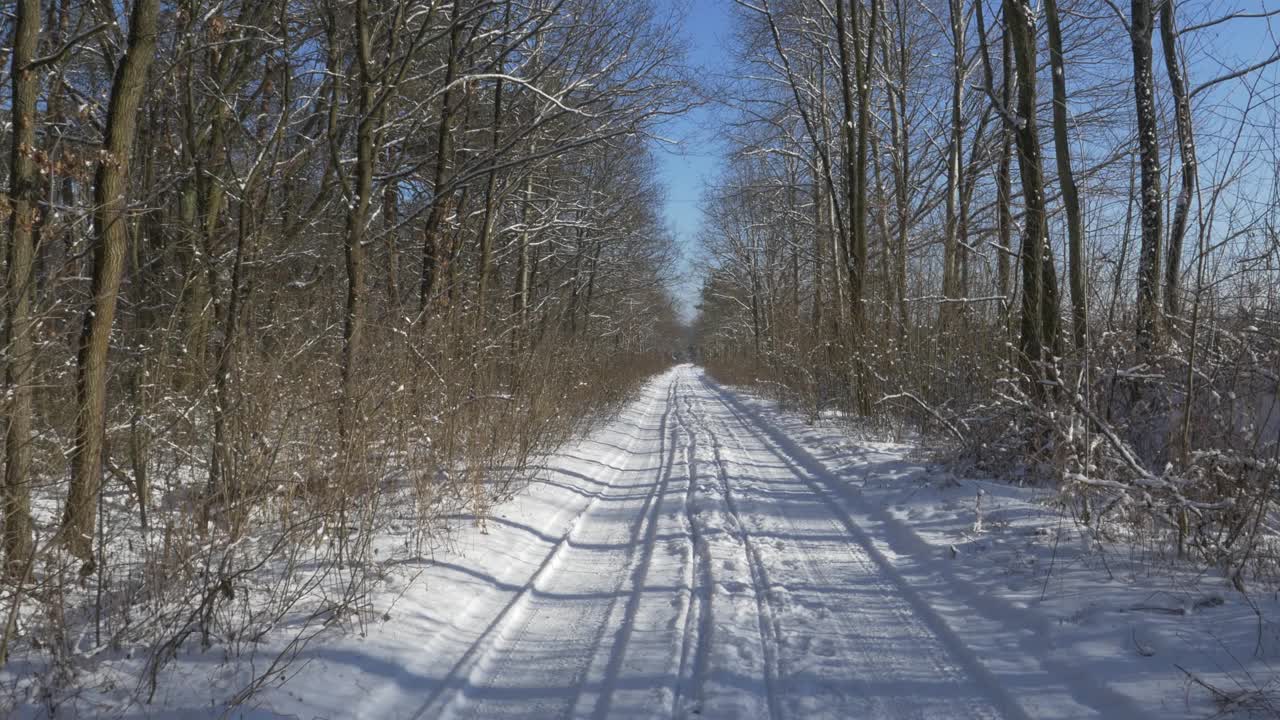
[
  {"left": 0, "top": 0, "right": 685, "bottom": 710},
  {"left": 695, "top": 0, "right": 1280, "bottom": 597}
]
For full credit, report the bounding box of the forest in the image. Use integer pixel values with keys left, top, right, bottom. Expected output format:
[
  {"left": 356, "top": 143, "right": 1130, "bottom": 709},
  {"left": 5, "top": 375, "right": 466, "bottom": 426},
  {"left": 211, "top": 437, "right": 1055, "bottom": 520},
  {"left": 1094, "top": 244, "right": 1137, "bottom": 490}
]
[
  {"left": 2, "top": 0, "right": 1280, "bottom": 715},
  {"left": 1, "top": 0, "right": 686, "bottom": 702},
  {"left": 696, "top": 0, "right": 1280, "bottom": 588}
]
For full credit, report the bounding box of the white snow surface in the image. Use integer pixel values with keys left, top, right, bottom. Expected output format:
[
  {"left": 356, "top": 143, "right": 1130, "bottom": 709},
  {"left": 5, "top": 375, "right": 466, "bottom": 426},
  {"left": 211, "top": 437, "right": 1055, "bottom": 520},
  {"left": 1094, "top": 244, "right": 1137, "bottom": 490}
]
[{"left": 41, "top": 365, "right": 1280, "bottom": 718}]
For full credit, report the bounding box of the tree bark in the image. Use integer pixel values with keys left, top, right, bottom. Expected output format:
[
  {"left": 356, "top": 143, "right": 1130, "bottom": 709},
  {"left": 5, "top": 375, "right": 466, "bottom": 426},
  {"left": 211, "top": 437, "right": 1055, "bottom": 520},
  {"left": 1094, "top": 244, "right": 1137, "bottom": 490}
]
[
  {"left": 1130, "top": 0, "right": 1164, "bottom": 356},
  {"left": 976, "top": 0, "right": 1015, "bottom": 327},
  {"left": 1004, "top": 0, "right": 1062, "bottom": 397},
  {"left": 513, "top": 170, "right": 534, "bottom": 339},
  {"left": 1159, "top": 0, "right": 1195, "bottom": 321},
  {"left": 339, "top": 0, "right": 376, "bottom": 459},
  {"left": 885, "top": 0, "right": 911, "bottom": 335},
  {"left": 853, "top": 0, "right": 878, "bottom": 336},
  {"left": 3, "top": 0, "right": 41, "bottom": 575},
  {"left": 942, "top": 0, "right": 965, "bottom": 331},
  {"left": 812, "top": 166, "right": 826, "bottom": 333},
  {"left": 833, "top": 0, "right": 862, "bottom": 327},
  {"left": 835, "top": 0, "right": 877, "bottom": 414},
  {"left": 997, "top": 17, "right": 1015, "bottom": 326},
  {"left": 419, "top": 1, "right": 466, "bottom": 312},
  {"left": 1044, "top": 0, "right": 1088, "bottom": 350},
  {"left": 64, "top": 0, "right": 161, "bottom": 566},
  {"left": 477, "top": 1, "right": 513, "bottom": 323}
]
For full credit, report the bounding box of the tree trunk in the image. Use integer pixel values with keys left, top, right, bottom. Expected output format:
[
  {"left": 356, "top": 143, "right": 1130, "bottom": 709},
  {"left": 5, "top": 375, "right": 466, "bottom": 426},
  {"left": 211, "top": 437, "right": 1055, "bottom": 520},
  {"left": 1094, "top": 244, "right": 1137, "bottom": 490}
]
[
  {"left": 836, "top": 0, "right": 877, "bottom": 414},
  {"left": 1004, "top": 0, "right": 1062, "bottom": 397},
  {"left": 476, "top": 80, "right": 503, "bottom": 323},
  {"left": 1109, "top": 153, "right": 1137, "bottom": 329},
  {"left": 812, "top": 170, "right": 826, "bottom": 333},
  {"left": 419, "top": 2, "right": 465, "bottom": 311},
  {"left": 513, "top": 171, "right": 534, "bottom": 339},
  {"left": 834, "top": 0, "right": 862, "bottom": 327},
  {"left": 1044, "top": 0, "right": 1088, "bottom": 351},
  {"left": 477, "top": 1, "right": 512, "bottom": 323},
  {"left": 942, "top": 0, "right": 965, "bottom": 331},
  {"left": 809, "top": 54, "right": 827, "bottom": 334},
  {"left": 64, "top": 0, "right": 161, "bottom": 566},
  {"left": 997, "top": 18, "right": 1014, "bottom": 326},
  {"left": 1159, "top": 0, "right": 1195, "bottom": 321},
  {"left": 976, "top": 0, "right": 1017, "bottom": 333},
  {"left": 582, "top": 234, "right": 603, "bottom": 336},
  {"left": 886, "top": 0, "right": 910, "bottom": 335},
  {"left": 875, "top": 147, "right": 899, "bottom": 338},
  {"left": 1131, "top": 0, "right": 1164, "bottom": 356},
  {"left": 3, "top": 0, "right": 40, "bottom": 575},
  {"left": 208, "top": 195, "right": 253, "bottom": 524},
  {"left": 853, "top": 0, "right": 878, "bottom": 336},
  {"left": 818, "top": 51, "right": 848, "bottom": 338},
  {"left": 339, "top": 0, "right": 377, "bottom": 459},
  {"left": 956, "top": 110, "right": 992, "bottom": 310}
]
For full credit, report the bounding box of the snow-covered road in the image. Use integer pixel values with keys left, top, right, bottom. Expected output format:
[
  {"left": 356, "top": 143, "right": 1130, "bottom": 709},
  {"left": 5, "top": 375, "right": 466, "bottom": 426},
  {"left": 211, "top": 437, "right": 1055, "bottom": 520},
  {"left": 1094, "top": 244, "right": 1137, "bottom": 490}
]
[
  {"left": 405, "top": 366, "right": 1013, "bottom": 720},
  {"left": 249, "top": 365, "right": 1249, "bottom": 720}
]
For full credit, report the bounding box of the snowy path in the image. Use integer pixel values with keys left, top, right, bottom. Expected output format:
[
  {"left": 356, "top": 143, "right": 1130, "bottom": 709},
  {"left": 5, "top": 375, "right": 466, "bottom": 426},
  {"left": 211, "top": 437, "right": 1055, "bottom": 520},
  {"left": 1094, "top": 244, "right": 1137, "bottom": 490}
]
[
  {"left": 404, "top": 365, "right": 1014, "bottom": 719},
  {"left": 408, "top": 366, "right": 1016, "bottom": 720},
  {"left": 254, "top": 365, "right": 1200, "bottom": 720}
]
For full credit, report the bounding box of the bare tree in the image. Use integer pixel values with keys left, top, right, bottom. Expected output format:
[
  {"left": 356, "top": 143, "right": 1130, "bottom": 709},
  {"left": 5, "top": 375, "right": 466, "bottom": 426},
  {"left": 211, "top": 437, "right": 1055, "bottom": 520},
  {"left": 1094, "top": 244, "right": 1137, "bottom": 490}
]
[
  {"left": 3, "top": 0, "right": 40, "bottom": 574},
  {"left": 699, "top": 0, "right": 1280, "bottom": 605},
  {"left": 1158, "top": 0, "right": 1195, "bottom": 320},
  {"left": 1004, "top": 0, "right": 1061, "bottom": 393},
  {"left": 1044, "top": 0, "right": 1087, "bottom": 351},
  {"left": 1130, "top": 0, "right": 1164, "bottom": 356},
  {"left": 63, "top": 0, "right": 161, "bottom": 566}
]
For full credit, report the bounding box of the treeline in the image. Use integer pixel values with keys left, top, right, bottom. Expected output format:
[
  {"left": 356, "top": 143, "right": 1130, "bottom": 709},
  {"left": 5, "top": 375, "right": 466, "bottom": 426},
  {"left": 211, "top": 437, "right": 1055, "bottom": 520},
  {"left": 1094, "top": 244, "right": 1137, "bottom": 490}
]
[
  {"left": 697, "top": 0, "right": 1280, "bottom": 585},
  {"left": 0, "top": 0, "right": 685, "bottom": 696}
]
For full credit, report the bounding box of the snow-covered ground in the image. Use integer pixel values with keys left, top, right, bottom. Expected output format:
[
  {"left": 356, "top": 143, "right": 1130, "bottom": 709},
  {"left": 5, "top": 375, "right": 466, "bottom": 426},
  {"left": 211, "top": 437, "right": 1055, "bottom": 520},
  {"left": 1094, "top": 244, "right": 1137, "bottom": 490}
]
[{"left": 30, "top": 365, "right": 1279, "bottom": 718}]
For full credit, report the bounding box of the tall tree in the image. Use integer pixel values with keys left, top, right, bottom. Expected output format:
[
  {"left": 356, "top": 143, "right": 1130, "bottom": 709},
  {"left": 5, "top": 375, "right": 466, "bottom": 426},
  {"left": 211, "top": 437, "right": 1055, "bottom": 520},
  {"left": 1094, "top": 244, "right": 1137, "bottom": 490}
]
[
  {"left": 62, "top": 0, "right": 161, "bottom": 566},
  {"left": 1130, "top": 0, "right": 1164, "bottom": 355},
  {"left": 3, "top": 0, "right": 41, "bottom": 574},
  {"left": 1159, "top": 0, "right": 1196, "bottom": 320},
  {"left": 419, "top": 1, "right": 467, "bottom": 312},
  {"left": 975, "top": 0, "right": 1015, "bottom": 326},
  {"left": 885, "top": 0, "right": 912, "bottom": 334},
  {"left": 853, "top": 0, "right": 879, "bottom": 335},
  {"left": 997, "top": 18, "right": 1014, "bottom": 326},
  {"left": 1004, "top": 0, "right": 1062, "bottom": 395},
  {"left": 338, "top": 0, "right": 377, "bottom": 458},
  {"left": 1044, "top": 0, "right": 1088, "bottom": 350},
  {"left": 476, "top": 1, "right": 513, "bottom": 322},
  {"left": 942, "top": 0, "right": 966, "bottom": 330},
  {"left": 833, "top": 0, "right": 863, "bottom": 329}
]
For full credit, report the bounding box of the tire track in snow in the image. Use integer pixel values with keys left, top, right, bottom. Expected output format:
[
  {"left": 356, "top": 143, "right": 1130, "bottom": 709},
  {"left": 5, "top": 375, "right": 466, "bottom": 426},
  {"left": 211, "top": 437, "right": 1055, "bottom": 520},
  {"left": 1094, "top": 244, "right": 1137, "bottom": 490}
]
[
  {"left": 698, "top": 371, "right": 1032, "bottom": 720},
  {"left": 578, "top": 378, "right": 686, "bottom": 718},
  {"left": 679, "top": 388, "right": 786, "bottom": 720},
  {"left": 689, "top": 379, "right": 995, "bottom": 719},
  {"left": 290, "top": 368, "right": 1137, "bottom": 720},
  {"left": 705, "top": 374, "right": 1143, "bottom": 720},
  {"left": 413, "top": 382, "right": 673, "bottom": 720},
  {"left": 671, "top": 380, "right": 714, "bottom": 719}
]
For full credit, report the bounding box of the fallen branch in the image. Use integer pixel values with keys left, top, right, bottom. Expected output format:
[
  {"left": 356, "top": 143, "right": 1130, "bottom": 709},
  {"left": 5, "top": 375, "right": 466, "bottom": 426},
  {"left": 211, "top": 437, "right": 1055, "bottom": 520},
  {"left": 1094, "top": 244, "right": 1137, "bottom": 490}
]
[{"left": 879, "top": 392, "right": 967, "bottom": 441}]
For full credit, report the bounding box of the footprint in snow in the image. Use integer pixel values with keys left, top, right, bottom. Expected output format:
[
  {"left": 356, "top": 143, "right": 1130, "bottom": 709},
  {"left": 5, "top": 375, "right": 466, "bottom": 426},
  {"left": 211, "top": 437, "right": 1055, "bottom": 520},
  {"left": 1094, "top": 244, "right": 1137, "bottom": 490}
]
[
  {"left": 812, "top": 638, "right": 838, "bottom": 657},
  {"left": 796, "top": 635, "right": 838, "bottom": 657}
]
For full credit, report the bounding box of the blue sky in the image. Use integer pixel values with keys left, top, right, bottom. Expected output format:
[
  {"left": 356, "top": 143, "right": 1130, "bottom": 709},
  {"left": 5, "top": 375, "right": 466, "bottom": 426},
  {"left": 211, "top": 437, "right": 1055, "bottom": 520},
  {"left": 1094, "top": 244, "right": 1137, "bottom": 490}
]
[{"left": 652, "top": 0, "right": 736, "bottom": 320}]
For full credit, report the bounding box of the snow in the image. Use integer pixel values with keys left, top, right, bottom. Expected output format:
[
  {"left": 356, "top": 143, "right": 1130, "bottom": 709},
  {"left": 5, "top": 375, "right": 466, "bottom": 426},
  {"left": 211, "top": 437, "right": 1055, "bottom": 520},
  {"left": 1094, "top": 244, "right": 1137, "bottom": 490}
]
[{"left": 13, "top": 365, "right": 1278, "bottom": 718}]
